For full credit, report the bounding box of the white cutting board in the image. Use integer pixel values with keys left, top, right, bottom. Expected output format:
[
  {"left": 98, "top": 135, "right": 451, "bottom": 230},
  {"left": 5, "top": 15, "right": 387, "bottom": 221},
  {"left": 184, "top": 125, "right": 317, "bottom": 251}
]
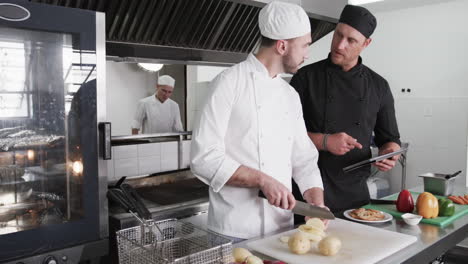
[{"left": 247, "top": 218, "right": 417, "bottom": 264}]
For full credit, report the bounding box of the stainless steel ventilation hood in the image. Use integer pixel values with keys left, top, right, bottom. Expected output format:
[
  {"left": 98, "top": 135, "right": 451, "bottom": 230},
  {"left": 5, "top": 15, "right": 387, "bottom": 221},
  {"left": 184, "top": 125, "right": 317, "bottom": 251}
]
[{"left": 30, "top": 0, "right": 347, "bottom": 66}]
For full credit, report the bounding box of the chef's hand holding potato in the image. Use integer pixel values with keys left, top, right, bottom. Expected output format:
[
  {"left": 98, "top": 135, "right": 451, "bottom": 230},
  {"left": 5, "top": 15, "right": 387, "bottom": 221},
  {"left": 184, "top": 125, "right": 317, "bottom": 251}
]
[{"left": 303, "top": 187, "right": 330, "bottom": 228}]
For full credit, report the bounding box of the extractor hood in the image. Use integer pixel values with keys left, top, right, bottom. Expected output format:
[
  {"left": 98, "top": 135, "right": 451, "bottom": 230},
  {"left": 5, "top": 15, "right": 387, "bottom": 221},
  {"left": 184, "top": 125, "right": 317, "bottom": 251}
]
[{"left": 29, "top": 0, "right": 346, "bottom": 65}]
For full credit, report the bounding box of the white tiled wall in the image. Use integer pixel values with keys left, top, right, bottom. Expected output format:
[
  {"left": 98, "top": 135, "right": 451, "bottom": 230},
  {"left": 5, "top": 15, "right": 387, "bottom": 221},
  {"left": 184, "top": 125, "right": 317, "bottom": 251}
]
[
  {"left": 138, "top": 156, "right": 161, "bottom": 175},
  {"left": 108, "top": 140, "right": 191, "bottom": 182},
  {"left": 161, "top": 142, "right": 178, "bottom": 172}
]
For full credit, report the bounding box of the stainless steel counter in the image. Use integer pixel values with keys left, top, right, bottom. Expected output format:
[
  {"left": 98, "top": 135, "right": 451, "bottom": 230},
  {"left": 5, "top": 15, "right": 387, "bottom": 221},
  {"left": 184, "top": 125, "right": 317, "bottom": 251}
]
[{"left": 236, "top": 186, "right": 468, "bottom": 264}]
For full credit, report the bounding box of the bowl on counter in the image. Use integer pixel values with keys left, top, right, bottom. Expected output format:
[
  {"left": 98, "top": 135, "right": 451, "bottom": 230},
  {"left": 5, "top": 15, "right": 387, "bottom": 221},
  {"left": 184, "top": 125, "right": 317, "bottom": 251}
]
[
  {"left": 401, "top": 213, "right": 423, "bottom": 226},
  {"left": 418, "top": 171, "right": 461, "bottom": 196}
]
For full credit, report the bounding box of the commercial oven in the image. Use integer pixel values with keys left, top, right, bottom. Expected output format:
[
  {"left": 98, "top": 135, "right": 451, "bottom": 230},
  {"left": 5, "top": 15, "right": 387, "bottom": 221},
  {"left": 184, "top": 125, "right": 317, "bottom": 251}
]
[{"left": 0, "top": 1, "right": 108, "bottom": 263}]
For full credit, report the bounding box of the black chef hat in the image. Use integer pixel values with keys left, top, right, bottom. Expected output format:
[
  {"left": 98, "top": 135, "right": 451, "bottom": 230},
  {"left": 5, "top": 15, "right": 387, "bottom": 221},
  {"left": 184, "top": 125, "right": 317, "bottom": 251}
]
[{"left": 338, "top": 4, "right": 377, "bottom": 38}]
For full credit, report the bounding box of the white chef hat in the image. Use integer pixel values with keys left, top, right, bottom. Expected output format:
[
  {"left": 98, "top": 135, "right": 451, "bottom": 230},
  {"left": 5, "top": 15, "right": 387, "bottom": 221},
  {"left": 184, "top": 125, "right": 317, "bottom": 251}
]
[
  {"left": 258, "top": 1, "right": 311, "bottom": 40},
  {"left": 158, "top": 75, "right": 175, "bottom": 87}
]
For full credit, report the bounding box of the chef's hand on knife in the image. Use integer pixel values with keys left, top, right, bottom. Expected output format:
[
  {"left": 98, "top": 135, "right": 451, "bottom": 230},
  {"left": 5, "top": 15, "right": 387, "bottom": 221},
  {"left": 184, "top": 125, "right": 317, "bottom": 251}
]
[
  {"left": 259, "top": 174, "right": 296, "bottom": 210},
  {"left": 303, "top": 188, "right": 330, "bottom": 229},
  {"left": 227, "top": 165, "right": 295, "bottom": 210}
]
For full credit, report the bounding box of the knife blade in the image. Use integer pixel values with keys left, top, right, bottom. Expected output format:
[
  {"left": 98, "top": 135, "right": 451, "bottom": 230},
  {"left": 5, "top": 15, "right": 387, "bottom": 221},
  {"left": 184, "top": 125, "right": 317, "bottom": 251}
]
[
  {"left": 258, "top": 191, "right": 335, "bottom": 220},
  {"left": 369, "top": 199, "right": 396, "bottom": 204}
]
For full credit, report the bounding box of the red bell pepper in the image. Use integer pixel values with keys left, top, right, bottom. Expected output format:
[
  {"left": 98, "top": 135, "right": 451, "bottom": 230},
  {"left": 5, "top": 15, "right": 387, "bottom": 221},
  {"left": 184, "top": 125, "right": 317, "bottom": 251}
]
[{"left": 396, "top": 189, "right": 415, "bottom": 213}]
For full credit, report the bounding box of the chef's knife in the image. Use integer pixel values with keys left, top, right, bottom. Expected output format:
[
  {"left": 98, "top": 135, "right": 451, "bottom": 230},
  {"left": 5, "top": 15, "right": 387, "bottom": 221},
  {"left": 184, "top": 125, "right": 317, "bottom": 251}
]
[
  {"left": 369, "top": 199, "right": 396, "bottom": 204},
  {"left": 258, "top": 191, "right": 335, "bottom": 220}
]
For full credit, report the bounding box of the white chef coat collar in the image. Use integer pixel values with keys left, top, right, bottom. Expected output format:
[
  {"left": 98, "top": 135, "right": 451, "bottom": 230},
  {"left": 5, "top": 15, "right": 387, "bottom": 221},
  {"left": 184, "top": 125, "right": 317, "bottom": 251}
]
[
  {"left": 248, "top": 53, "right": 276, "bottom": 79},
  {"left": 153, "top": 93, "right": 166, "bottom": 104}
]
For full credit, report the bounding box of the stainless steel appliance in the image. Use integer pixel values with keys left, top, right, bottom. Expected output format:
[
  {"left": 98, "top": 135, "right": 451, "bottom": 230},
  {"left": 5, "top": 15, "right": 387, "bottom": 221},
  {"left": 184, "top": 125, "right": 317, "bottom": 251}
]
[
  {"left": 0, "top": 1, "right": 108, "bottom": 263},
  {"left": 108, "top": 169, "right": 209, "bottom": 264}
]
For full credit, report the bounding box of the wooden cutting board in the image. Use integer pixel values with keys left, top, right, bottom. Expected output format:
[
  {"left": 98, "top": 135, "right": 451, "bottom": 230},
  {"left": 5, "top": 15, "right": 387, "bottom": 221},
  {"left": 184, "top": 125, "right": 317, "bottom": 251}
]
[
  {"left": 364, "top": 192, "right": 468, "bottom": 227},
  {"left": 247, "top": 218, "right": 417, "bottom": 264}
]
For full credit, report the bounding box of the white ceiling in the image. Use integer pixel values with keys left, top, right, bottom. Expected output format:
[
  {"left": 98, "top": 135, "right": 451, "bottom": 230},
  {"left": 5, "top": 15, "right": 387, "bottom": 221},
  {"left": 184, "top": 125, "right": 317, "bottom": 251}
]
[{"left": 358, "top": 0, "right": 458, "bottom": 12}]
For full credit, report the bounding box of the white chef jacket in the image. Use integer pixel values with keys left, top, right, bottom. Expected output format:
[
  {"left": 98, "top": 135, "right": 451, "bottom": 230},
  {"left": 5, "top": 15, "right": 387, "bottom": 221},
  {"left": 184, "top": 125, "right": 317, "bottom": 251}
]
[
  {"left": 131, "top": 96, "right": 183, "bottom": 133},
  {"left": 190, "top": 54, "right": 323, "bottom": 239}
]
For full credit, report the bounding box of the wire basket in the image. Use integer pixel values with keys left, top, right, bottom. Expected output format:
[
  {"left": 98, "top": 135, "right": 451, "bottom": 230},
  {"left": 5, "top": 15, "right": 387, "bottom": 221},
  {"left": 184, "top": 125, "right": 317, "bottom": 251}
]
[{"left": 116, "top": 218, "right": 234, "bottom": 264}]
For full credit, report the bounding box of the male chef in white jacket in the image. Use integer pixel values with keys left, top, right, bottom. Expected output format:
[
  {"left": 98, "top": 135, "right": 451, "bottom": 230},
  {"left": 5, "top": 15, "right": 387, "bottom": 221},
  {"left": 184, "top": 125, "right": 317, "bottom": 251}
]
[
  {"left": 191, "top": 1, "right": 324, "bottom": 241},
  {"left": 131, "top": 75, "right": 183, "bottom": 134}
]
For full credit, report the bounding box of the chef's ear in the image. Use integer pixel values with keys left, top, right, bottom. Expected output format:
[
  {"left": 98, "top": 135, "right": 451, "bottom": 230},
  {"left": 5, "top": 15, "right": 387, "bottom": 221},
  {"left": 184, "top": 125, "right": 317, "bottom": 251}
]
[
  {"left": 363, "top": 38, "right": 372, "bottom": 48},
  {"left": 276, "top": 39, "right": 288, "bottom": 55}
]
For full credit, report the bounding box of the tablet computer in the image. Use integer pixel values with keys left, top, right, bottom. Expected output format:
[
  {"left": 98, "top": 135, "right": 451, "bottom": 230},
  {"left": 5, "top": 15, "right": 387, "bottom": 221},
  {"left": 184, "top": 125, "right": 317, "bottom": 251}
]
[{"left": 342, "top": 147, "right": 408, "bottom": 173}]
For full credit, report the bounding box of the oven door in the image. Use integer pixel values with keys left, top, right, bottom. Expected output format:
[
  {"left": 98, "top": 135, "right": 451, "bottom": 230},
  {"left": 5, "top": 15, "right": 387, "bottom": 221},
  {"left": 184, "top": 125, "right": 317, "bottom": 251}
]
[{"left": 0, "top": 1, "right": 107, "bottom": 262}]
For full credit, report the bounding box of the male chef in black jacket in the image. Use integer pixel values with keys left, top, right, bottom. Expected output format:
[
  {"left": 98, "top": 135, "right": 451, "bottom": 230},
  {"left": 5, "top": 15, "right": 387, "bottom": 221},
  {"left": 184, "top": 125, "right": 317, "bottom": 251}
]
[{"left": 291, "top": 5, "right": 401, "bottom": 215}]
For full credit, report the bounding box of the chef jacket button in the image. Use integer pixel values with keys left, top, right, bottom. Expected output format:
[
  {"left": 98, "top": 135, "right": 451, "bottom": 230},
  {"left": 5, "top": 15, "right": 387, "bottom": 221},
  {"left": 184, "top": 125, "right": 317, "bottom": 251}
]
[
  {"left": 258, "top": 105, "right": 261, "bottom": 109},
  {"left": 288, "top": 137, "right": 291, "bottom": 141},
  {"left": 355, "top": 122, "right": 361, "bottom": 126},
  {"left": 359, "top": 98, "right": 364, "bottom": 102},
  {"left": 261, "top": 162, "right": 265, "bottom": 166},
  {"left": 328, "top": 95, "right": 333, "bottom": 99}
]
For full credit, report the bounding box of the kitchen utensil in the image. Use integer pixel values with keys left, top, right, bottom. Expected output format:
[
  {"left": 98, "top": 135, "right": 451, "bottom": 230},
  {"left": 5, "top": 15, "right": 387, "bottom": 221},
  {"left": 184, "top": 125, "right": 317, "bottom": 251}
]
[
  {"left": 247, "top": 218, "right": 417, "bottom": 264},
  {"left": 369, "top": 199, "right": 395, "bottom": 204},
  {"left": 343, "top": 209, "right": 393, "bottom": 223},
  {"left": 445, "top": 170, "right": 462, "bottom": 180},
  {"left": 116, "top": 218, "right": 233, "bottom": 264},
  {"left": 258, "top": 191, "right": 335, "bottom": 220},
  {"left": 419, "top": 172, "right": 460, "bottom": 196},
  {"left": 401, "top": 213, "right": 422, "bottom": 225}
]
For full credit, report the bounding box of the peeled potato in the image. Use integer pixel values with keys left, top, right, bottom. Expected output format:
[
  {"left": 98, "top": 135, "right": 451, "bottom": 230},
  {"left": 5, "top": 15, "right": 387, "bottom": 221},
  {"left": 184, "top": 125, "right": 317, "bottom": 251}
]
[
  {"left": 318, "top": 236, "right": 342, "bottom": 256},
  {"left": 245, "top": 255, "right": 263, "bottom": 264},
  {"left": 288, "top": 232, "right": 311, "bottom": 255},
  {"left": 279, "top": 236, "right": 290, "bottom": 243},
  {"left": 298, "top": 224, "right": 325, "bottom": 241},
  {"left": 306, "top": 218, "right": 325, "bottom": 230},
  {"left": 232, "top": 247, "right": 252, "bottom": 262}
]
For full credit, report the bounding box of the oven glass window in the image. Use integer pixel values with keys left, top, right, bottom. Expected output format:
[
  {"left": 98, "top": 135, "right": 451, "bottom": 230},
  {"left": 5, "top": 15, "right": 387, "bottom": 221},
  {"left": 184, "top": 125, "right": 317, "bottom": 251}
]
[{"left": 0, "top": 26, "right": 96, "bottom": 235}]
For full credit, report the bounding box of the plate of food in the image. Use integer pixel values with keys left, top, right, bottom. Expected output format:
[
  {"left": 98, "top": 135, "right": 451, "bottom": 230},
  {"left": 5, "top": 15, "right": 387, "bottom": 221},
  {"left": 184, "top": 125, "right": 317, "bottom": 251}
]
[{"left": 344, "top": 208, "right": 393, "bottom": 223}]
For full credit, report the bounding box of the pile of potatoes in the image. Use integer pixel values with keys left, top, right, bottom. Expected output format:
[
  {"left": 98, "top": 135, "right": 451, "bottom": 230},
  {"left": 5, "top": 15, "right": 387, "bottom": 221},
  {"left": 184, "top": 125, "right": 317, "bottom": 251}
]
[{"left": 281, "top": 218, "right": 342, "bottom": 256}]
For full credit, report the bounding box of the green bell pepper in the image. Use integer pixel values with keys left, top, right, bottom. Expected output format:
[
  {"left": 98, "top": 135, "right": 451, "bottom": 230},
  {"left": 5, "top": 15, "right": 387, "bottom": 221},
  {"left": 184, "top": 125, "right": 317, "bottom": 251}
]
[{"left": 438, "top": 198, "right": 455, "bottom": 217}]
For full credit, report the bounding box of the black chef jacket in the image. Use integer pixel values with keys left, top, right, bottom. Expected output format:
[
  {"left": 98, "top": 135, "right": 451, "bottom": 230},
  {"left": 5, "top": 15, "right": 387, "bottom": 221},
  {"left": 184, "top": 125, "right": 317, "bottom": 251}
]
[{"left": 290, "top": 55, "right": 401, "bottom": 214}]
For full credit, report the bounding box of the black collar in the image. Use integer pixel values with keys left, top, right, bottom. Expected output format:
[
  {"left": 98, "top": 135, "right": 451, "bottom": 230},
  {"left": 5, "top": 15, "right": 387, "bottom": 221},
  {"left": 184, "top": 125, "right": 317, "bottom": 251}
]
[{"left": 326, "top": 53, "right": 364, "bottom": 75}]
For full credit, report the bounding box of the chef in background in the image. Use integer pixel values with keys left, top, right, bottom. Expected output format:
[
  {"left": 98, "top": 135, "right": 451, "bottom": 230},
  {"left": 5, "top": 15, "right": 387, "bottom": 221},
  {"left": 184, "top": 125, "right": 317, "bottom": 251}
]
[
  {"left": 290, "top": 5, "right": 401, "bottom": 215},
  {"left": 131, "top": 75, "right": 183, "bottom": 134},
  {"left": 191, "top": 1, "right": 325, "bottom": 242}
]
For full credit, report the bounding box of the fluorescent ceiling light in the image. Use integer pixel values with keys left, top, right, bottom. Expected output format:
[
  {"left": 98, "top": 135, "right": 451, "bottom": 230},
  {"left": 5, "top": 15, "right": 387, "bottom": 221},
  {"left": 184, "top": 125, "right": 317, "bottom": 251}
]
[
  {"left": 137, "top": 63, "right": 164, "bottom": 72},
  {"left": 349, "top": 0, "right": 384, "bottom": 5}
]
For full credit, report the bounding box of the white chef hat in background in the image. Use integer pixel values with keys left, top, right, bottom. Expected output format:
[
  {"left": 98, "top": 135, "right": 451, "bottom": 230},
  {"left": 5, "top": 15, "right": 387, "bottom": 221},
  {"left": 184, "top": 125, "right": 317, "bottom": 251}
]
[
  {"left": 158, "top": 75, "right": 175, "bottom": 87},
  {"left": 258, "top": 1, "right": 311, "bottom": 40}
]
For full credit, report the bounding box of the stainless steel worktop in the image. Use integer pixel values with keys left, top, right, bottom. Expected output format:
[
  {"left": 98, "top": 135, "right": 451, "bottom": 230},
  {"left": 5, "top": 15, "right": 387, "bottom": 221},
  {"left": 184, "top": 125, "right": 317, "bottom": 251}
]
[{"left": 236, "top": 185, "right": 468, "bottom": 264}]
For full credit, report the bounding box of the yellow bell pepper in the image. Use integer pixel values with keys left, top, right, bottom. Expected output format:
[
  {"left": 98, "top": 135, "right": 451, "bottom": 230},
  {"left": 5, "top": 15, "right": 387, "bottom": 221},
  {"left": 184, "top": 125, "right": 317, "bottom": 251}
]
[{"left": 416, "top": 192, "right": 439, "bottom": 219}]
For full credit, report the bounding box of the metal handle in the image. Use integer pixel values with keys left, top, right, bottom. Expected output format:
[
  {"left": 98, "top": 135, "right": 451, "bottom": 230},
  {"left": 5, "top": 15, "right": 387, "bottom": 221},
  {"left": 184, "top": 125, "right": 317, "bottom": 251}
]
[
  {"left": 98, "top": 122, "right": 112, "bottom": 160},
  {"left": 446, "top": 170, "right": 462, "bottom": 179},
  {"left": 120, "top": 184, "right": 152, "bottom": 220}
]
